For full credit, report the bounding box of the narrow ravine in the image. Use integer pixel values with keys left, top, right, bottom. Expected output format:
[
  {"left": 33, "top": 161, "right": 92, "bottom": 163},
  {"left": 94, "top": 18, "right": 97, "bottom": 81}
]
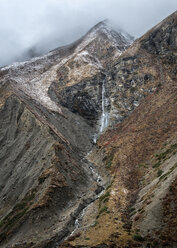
[
  {"left": 56, "top": 154, "right": 106, "bottom": 246},
  {"left": 69, "top": 160, "right": 105, "bottom": 237},
  {"left": 53, "top": 157, "right": 106, "bottom": 248}
]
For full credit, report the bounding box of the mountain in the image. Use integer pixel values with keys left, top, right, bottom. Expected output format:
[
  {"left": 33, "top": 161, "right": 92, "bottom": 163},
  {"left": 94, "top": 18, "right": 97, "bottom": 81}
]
[
  {"left": 0, "top": 20, "right": 133, "bottom": 248},
  {"left": 61, "top": 11, "right": 177, "bottom": 248},
  {"left": 0, "top": 12, "right": 176, "bottom": 248}
]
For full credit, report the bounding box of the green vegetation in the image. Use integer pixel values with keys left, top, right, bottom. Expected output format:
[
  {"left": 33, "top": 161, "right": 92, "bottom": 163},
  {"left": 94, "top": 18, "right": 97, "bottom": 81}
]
[
  {"left": 92, "top": 221, "right": 99, "bottom": 227},
  {"left": 99, "top": 190, "right": 111, "bottom": 209},
  {"left": 96, "top": 205, "right": 110, "bottom": 219},
  {"left": 137, "top": 208, "right": 145, "bottom": 214},
  {"left": 133, "top": 234, "right": 144, "bottom": 241},
  {"left": 130, "top": 207, "right": 135, "bottom": 212},
  {"left": 153, "top": 143, "right": 177, "bottom": 170},
  {"left": 106, "top": 154, "right": 114, "bottom": 169},
  {"left": 105, "top": 181, "right": 113, "bottom": 191},
  {"left": 103, "top": 197, "right": 109, "bottom": 203},
  {"left": 85, "top": 237, "right": 90, "bottom": 240},
  {"left": 99, "top": 206, "right": 108, "bottom": 215},
  {"left": 153, "top": 161, "right": 161, "bottom": 168},
  {"left": 99, "top": 191, "right": 110, "bottom": 203},
  {"left": 107, "top": 162, "right": 112, "bottom": 169},
  {"left": 130, "top": 210, "right": 136, "bottom": 216},
  {"left": 139, "top": 177, "right": 145, "bottom": 186},
  {"left": 129, "top": 207, "right": 136, "bottom": 216},
  {"left": 138, "top": 163, "right": 145, "bottom": 168},
  {"left": 159, "top": 162, "right": 177, "bottom": 181},
  {"left": 155, "top": 143, "right": 177, "bottom": 162},
  {"left": 97, "top": 187, "right": 111, "bottom": 219},
  {"left": 157, "top": 169, "right": 163, "bottom": 177}
]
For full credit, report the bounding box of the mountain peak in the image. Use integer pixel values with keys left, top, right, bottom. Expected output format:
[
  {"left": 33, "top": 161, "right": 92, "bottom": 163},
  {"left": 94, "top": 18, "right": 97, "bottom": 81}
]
[
  {"left": 85, "top": 19, "right": 134, "bottom": 46},
  {"left": 89, "top": 19, "right": 109, "bottom": 30}
]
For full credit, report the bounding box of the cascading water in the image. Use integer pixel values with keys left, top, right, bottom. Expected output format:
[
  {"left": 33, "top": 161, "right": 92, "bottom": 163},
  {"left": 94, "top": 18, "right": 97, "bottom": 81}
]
[
  {"left": 69, "top": 159, "right": 105, "bottom": 237},
  {"left": 99, "top": 80, "right": 109, "bottom": 133},
  {"left": 93, "top": 80, "right": 109, "bottom": 143}
]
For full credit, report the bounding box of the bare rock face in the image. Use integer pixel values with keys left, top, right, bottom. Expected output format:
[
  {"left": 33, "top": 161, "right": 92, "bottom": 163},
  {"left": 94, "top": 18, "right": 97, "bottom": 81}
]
[{"left": 0, "top": 11, "right": 177, "bottom": 248}]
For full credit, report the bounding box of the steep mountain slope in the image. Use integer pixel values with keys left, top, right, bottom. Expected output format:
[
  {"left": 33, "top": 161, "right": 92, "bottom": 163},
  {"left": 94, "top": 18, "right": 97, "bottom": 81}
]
[
  {"left": 0, "top": 11, "right": 176, "bottom": 248},
  {"left": 61, "top": 10, "right": 177, "bottom": 248},
  {"left": 0, "top": 21, "right": 133, "bottom": 247}
]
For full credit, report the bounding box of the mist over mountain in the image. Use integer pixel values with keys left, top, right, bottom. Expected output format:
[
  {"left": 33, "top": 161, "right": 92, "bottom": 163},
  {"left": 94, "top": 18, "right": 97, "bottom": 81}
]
[{"left": 0, "top": 0, "right": 176, "bottom": 67}]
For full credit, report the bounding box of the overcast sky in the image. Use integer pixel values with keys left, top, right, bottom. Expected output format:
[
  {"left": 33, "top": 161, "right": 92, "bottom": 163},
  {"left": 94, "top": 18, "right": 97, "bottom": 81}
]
[{"left": 0, "top": 0, "right": 176, "bottom": 67}]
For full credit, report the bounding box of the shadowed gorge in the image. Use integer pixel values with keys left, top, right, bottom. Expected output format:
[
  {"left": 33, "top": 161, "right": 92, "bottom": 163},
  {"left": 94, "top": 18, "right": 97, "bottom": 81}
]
[{"left": 0, "top": 12, "right": 177, "bottom": 248}]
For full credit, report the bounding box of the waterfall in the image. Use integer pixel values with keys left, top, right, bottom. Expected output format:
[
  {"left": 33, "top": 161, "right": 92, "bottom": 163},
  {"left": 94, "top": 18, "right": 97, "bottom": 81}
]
[
  {"left": 99, "top": 80, "right": 109, "bottom": 133},
  {"left": 92, "top": 80, "right": 109, "bottom": 143}
]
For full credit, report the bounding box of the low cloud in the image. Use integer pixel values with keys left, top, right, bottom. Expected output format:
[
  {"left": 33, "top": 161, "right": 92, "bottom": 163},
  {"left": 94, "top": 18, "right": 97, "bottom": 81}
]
[{"left": 0, "top": 0, "right": 176, "bottom": 67}]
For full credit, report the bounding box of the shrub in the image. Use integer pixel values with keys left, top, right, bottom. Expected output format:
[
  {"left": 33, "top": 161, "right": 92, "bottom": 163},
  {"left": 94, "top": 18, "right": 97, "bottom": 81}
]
[
  {"left": 99, "top": 206, "right": 108, "bottom": 215},
  {"left": 92, "top": 221, "right": 99, "bottom": 227},
  {"left": 157, "top": 169, "right": 163, "bottom": 177},
  {"left": 99, "top": 191, "right": 110, "bottom": 203},
  {"left": 96, "top": 205, "right": 109, "bottom": 219},
  {"left": 133, "top": 234, "right": 144, "bottom": 241}
]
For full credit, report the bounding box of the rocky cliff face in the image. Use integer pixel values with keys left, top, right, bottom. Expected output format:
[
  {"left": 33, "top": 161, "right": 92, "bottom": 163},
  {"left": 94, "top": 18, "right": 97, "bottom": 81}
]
[
  {"left": 48, "top": 20, "right": 134, "bottom": 131},
  {"left": 0, "top": 11, "right": 177, "bottom": 248}
]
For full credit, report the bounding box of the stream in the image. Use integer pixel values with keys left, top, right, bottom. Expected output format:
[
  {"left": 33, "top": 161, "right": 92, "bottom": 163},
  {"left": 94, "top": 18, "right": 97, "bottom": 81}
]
[
  {"left": 69, "top": 81, "right": 109, "bottom": 235},
  {"left": 54, "top": 156, "right": 106, "bottom": 248},
  {"left": 69, "top": 159, "right": 105, "bottom": 237}
]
